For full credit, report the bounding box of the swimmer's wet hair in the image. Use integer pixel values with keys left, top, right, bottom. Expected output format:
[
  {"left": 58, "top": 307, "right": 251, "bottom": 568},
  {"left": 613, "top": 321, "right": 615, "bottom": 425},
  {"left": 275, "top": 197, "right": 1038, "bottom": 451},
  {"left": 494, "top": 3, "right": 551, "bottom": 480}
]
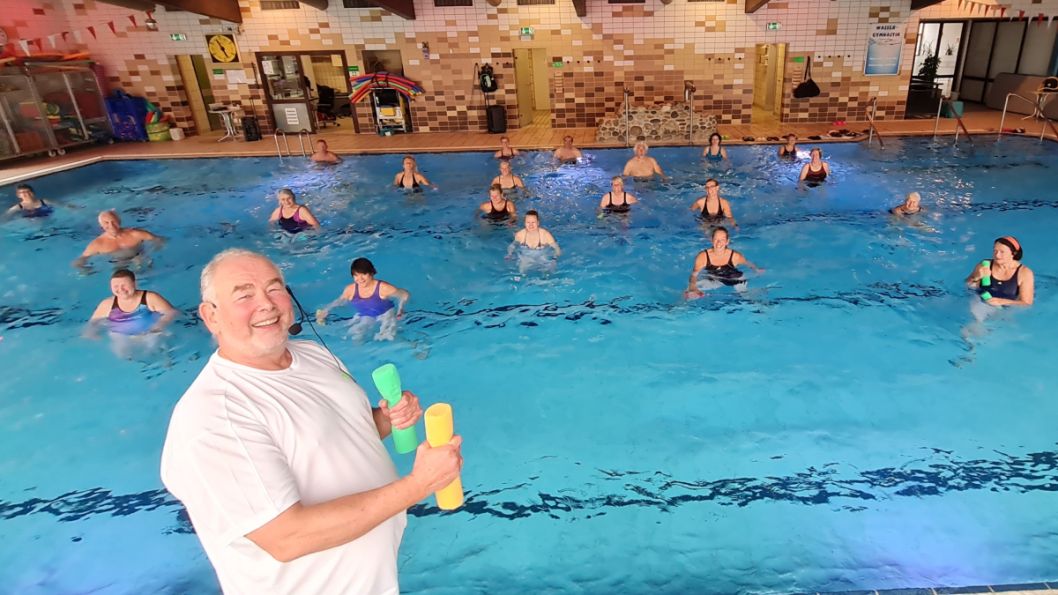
[
  {"left": 403, "top": 154, "right": 416, "bottom": 162},
  {"left": 705, "top": 178, "right": 719, "bottom": 187},
  {"left": 277, "top": 188, "right": 296, "bottom": 200},
  {"left": 112, "top": 268, "right": 135, "bottom": 282},
  {"left": 709, "top": 132, "right": 722, "bottom": 144},
  {"left": 98, "top": 209, "right": 120, "bottom": 222},
  {"left": 611, "top": 175, "right": 623, "bottom": 183},
  {"left": 811, "top": 147, "right": 823, "bottom": 157},
  {"left": 712, "top": 225, "right": 730, "bottom": 238},
  {"left": 351, "top": 257, "right": 377, "bottom": 276},
  {"left": 906, "top": 191, "right": 921, "bottom": 202},
  {"left": 200, "top": 248, "right": 279, "bottom": 302},
  {"left": 634, "top": 141, "right": 648, "bottom": 151},
  {"left": 525, "top": 209, "right": 540, "bottom": 219},
  {"left": 489, "top": 183, "right": 504, "bottom": 194},
  {"left": 16, "top": 184, "right": 33, "bottom": 192}
]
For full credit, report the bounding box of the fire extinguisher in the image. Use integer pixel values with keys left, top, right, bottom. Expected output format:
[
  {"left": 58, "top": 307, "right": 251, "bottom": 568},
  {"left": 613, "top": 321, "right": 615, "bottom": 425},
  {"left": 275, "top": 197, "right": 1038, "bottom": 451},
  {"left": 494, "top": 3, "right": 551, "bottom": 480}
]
[{"left": 478, "top": 64, "right": 498, "bottom": 93}]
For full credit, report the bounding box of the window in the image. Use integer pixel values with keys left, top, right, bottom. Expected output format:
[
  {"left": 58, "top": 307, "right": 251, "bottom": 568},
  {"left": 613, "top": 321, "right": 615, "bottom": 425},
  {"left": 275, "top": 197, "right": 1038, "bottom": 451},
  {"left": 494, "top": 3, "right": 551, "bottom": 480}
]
[
  {"left": 342, "top": 0, "right": 376, "bottom": 6},
  {"left": 517, "top": 0, "right": 555, "bottom": 5},
  {"left": 435, "top": 0, "right": 473, "bottom": 5}
]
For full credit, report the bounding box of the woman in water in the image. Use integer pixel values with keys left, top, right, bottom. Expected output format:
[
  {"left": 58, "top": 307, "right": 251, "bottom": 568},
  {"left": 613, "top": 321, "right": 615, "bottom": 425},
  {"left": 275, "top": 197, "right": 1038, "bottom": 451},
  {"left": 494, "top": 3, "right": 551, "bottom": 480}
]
[
  {"left": 777, "top": 134, "right": 798, "bottom": 158},
  {"left": 494, "top": 136, "right": 520, "bottom": 159},
  {"left": 689, "top": 178, "right": 737, "bottom": 229},
  {"left": 598, "top": 176, "right": 638, "bottom": 215},
  {"left": 393, "top": 155, "right": 432, "bottom": 191},
  {"left": 686, "top": 226, "right": 763, "bottom": 298},
  {"left": 508, "top": 210, "right": 561, "bottom": 267},
  {"left": 491, "top": 159, "right": 526, "bottom": 191},
  {"left": 479, "top": 184, "right": 517, "bottom": 223},
  {"left": 966, "top": 236, "right": 1034, "bottom": 308},
  {"left": 316, "top": 257, "right": 410, "bottom": 341},
  {"left": 890, "top": 191, "right": 924, "bottom": 216},
  {"left": 702, "top": 132, "right": 729, "bottom": 161},
  {"left": 268, "top": 188, "right": 320, "bottom": 234},
  {"left": 798, "top": 148, "right": 831, "bottom": 185},
  {"left": 5, "top": 184, "right": 54, "bottom": 219},
  {"left": 87, "top": 268, "right": 178, "bottom": 358}
]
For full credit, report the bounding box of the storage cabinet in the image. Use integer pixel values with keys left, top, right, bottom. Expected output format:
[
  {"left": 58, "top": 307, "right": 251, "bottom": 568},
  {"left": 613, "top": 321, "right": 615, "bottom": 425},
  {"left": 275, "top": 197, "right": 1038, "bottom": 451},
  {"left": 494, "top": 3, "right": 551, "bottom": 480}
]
[{"left": 0, "top": 61, "right": 112, "bottom": 162}]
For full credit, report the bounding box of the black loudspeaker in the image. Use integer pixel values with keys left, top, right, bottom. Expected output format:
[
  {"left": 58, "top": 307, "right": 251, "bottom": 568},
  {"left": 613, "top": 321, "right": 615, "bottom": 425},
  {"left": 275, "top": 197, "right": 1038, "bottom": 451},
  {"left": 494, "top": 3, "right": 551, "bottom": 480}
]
[
  {"left": 242, "top": 116, "right": 262, "bottom": 142},
  {"left": 486, "top": 105, "right": 507, "bottom": 133}
]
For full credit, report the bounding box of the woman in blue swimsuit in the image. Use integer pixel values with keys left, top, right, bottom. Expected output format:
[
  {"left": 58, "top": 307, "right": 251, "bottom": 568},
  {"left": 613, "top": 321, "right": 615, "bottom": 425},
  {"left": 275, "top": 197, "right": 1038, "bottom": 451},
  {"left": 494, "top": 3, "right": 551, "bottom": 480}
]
[
  {"left": 5, "top": 184, "right": 54, "bottom": 219},
  {"left": 967, "top": 236, "right": 1035, "bottom": 308},
  {"left": 702, "top": 133, "right": 728, "bottom": 161},
  {"left": 316, "top": 257, "right": 411, "bottom": 341},
  {"left": 87, "top": 269, "right": 177, "bottom": 358}
]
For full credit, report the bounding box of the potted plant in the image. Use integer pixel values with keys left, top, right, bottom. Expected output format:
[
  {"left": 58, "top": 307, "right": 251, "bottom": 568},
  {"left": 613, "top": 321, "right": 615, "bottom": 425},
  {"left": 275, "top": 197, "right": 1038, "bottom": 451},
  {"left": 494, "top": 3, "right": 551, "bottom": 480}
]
[{"left": 906, "top": 54, "right": 942, "bottom": 116}]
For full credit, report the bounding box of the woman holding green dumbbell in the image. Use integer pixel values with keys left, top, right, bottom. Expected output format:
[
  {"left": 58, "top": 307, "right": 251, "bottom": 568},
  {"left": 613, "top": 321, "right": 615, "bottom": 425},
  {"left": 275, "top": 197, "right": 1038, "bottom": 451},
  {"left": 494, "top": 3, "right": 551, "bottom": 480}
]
[{"left": 966, "top": 236, "right": 1035, "bottom": 307}]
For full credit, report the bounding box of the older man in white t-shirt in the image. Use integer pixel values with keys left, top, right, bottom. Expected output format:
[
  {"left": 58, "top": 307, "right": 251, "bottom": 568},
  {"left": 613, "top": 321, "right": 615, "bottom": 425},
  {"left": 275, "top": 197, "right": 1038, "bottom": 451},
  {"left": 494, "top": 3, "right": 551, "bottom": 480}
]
[{"left": 160, "top": 248, "right": 462, "bottom": 595}]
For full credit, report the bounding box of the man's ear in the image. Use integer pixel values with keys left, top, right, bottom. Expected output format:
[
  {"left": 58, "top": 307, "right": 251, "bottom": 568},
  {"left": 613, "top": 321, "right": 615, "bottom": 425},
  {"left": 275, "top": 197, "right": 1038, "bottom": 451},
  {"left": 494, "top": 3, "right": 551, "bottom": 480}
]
[{"left": 199, "top": 302, "right": 218, "bottom": 333}]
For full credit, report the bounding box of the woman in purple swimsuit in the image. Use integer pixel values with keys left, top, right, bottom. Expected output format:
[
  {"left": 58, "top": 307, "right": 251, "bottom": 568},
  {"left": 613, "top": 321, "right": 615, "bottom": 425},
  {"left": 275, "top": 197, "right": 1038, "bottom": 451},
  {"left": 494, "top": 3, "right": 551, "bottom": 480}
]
[
  {"left": 87, "top": 268, "right": 178, "bottom": 358},
  {"left": 316, "top": 257, "right": 410, "bottom": 341},
  {"left": 268, "top": 188, "right": 320, "bottom": 233}
]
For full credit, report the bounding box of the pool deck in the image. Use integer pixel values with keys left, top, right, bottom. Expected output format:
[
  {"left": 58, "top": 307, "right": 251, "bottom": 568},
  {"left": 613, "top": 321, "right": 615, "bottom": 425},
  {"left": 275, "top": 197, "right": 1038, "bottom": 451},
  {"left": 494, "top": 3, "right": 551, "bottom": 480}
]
[{"left": 1, "top": 105, "right": 1055, "bottom": 186}]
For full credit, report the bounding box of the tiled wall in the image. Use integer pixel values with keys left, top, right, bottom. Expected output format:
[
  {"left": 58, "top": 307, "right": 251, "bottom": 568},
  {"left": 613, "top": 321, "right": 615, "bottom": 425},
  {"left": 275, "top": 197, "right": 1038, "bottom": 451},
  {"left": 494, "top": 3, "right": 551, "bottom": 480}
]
[{"left": 3, "top": 0, "right": 1056, "bottom": 136}]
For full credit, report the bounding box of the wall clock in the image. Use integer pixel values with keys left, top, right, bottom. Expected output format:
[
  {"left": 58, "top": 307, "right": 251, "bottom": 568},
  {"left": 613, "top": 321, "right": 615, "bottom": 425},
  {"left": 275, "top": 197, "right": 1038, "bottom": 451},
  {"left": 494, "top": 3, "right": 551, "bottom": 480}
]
[{"left": 206, "top": 33, "right": 239, "bottom": 64}]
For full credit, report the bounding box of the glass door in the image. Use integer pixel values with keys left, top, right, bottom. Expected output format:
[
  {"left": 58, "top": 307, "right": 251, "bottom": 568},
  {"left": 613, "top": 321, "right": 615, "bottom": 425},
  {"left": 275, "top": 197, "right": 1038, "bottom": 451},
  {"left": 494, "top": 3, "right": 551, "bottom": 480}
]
[
  {"left": 258, "top": 53, "right": 313, "bottom": 133},
  {"left": 0, "top": 72, "right": 55, "bottom": 158}
]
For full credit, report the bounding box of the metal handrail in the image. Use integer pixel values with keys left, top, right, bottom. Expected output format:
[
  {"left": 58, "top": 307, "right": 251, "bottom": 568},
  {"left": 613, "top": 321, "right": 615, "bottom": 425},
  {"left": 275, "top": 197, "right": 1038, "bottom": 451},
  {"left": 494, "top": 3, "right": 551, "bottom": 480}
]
[
  {"left": 866, "top": 97, "right": 884, "bottom": 148},
  {"left": 297, "top": 129, "right": 312, "bottom": 157},
  {"left": 624, "top": 88, "right": 632, "bottom": 147},
  {"left": 274, "top": 131, "right": 291, "bottom": 159},
  {"left": 932, "top": 96, "right": 972, "bottom": 144},
  {"left": 998, "top": 92, "right": 1058, "bottom": 142}
]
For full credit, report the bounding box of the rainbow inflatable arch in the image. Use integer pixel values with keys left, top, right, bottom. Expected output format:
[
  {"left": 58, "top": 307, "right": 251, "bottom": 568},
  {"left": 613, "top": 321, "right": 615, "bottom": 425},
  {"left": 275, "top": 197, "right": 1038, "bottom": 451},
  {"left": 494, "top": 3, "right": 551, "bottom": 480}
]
[{"left": 349, "top": 72, "right": 425, "bottom": 104}]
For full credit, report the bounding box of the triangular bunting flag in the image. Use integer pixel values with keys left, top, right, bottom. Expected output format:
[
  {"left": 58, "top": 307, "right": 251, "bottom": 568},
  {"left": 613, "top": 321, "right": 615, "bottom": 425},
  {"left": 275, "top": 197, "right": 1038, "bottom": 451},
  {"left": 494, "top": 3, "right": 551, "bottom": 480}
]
[
  {"left": 1036, "top": 12, "right": 1044, "bottom": 25},
  {"left": 128, "top": 15, "right": 137, "bottom": 27},
  {"left": 87, "top": 25, "right": 96, "bottom": 39},
  {"left": 47, "top": 34, "right": 57, "bottom": 49},
  {"left": 18, "top": 39, "right": 30, "bottom": 55},
  {"left": 61, "top": 31, "right": 70, "bottom": 43},
  {"left": 31, "top": 39, "right": 42, "bottom": 51},
  {"left": 73, "top": 30, "right": 83, "bottom": 43},
  {"left": 999, "top": 6, "right": 1005, "bottom": 18},
  {"left": 1018, "top": 10, "right": 1024, "bottom": 20},
  {"left": 106, "top": 21, "right": 117, "bottom": 35}
]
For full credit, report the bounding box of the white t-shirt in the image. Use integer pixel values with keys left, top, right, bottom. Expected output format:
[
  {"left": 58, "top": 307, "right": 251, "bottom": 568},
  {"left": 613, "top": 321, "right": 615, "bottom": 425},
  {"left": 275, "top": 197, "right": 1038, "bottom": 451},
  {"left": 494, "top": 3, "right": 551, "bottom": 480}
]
[{"left": 160, "top": 340, "right": 406, "bottom": 595}]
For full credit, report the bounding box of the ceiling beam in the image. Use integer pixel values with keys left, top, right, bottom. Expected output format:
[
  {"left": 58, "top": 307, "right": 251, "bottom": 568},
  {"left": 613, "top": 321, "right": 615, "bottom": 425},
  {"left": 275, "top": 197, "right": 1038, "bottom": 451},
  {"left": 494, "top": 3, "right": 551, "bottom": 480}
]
[
  {"left": 744, "top": 0, "right": 770, "bottom": 13},
  {"left": 154, "top": 0, "right": 242, "bottom": 23},
  {"left": 299, "top": 0, "right": 330, "bottom": 9},
  {"left": 572, "top": 0, "right": 587, "bottom": 17},
  {"left": 369, "top": 0, "right": 416, "bottom": 19},
  {"left": 910, "top": 0, "right": 946, "bottom": 9}
]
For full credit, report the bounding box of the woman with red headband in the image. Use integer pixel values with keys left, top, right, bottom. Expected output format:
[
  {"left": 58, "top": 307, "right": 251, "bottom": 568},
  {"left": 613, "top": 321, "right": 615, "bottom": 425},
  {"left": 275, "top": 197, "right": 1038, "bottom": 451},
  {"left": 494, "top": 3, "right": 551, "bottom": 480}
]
[{"left": 966, "top": 236, "right": 1035, "bottom": 307}]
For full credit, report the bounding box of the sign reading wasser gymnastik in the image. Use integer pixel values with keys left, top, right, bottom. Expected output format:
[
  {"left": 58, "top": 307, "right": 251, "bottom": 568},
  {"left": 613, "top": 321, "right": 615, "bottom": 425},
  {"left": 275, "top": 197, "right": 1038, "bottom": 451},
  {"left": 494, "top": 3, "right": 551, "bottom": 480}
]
[{"left": 864, "top": 23, "right": 903, "bottom": 76}]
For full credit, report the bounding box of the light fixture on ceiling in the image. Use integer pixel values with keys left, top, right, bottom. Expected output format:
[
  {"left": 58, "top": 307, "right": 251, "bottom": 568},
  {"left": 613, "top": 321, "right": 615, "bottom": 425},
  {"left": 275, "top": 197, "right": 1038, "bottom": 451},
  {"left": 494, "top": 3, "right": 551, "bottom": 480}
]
[{"left": 145, "top": 11, "right": 158, "bottom": 31}]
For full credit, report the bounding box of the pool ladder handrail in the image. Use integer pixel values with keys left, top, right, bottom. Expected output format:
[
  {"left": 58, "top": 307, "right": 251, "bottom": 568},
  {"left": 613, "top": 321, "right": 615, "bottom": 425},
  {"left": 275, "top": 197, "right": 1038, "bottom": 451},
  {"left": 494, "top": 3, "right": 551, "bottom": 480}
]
[
  {"left": 997, "top": 92, "right": 1058, "bottom": 142},
  {"left": 273, "top": 130, "right": 314, "bottom": 159},
  {"left": 932, "top": 96, "right": 973, "bottom": 145},
  {"left": 274, "top": 131, "right": 291, "bottom": 159},
  {"left": 866, "top": 97, "right": 885, "bottom": 148}
]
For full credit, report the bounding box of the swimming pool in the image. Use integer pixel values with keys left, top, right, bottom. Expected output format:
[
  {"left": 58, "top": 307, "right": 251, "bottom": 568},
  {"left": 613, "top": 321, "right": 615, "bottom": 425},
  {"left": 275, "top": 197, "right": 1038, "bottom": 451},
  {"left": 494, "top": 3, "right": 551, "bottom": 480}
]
[{"left": 1, "top": 137, "right": 1056, "bottom": 594}]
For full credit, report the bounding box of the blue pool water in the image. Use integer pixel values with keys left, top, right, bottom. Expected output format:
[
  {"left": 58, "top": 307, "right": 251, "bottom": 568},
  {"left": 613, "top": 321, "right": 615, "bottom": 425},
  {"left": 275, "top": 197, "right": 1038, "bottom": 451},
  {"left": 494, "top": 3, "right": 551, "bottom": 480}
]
[{"left": 1, "top": 137, "right": 1057, "bottom": 594}]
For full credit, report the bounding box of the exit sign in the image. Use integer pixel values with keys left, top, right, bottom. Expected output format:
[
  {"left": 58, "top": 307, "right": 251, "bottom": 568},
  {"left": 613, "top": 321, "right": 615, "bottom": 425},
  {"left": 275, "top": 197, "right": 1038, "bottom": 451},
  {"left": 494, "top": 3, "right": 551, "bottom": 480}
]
[
  {"left": 170, "top": 33, "right": 187, "bottom": 41},
  {"left": 767, "top": 22, "right": 781, "bottom": 31},
  {"left": 520, "top": 26, "right": 534, "bottom": 36}
]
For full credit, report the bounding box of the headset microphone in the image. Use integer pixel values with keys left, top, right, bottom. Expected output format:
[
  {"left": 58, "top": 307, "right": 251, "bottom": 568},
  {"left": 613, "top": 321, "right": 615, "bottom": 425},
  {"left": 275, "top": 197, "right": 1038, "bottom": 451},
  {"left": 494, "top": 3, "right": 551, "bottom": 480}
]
[{"left": 286, "top": 286, "right": 308, "bottom": 335}]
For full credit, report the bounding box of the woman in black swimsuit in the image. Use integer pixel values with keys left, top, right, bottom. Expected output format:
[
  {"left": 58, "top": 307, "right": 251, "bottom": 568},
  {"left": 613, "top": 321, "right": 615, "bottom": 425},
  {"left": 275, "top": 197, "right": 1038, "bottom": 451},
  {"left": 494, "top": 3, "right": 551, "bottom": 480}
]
[
  {"left": 799, "top": 148, "right": 831, "bottom": 185},
  {"left": 479, "top": 184, "right": 517, "bottom": 223},
  {"left": 777, "top": 134, "right": 798, "bottom": 158},
  {"left": 966, "top": 236, "right": 1035, "bottom": 308},
  {"left": 491, "top": 159, "right": 526, "bottom": 191},
  {"left": 598, "top": 176, "right": 638, "bottom": 215},
  {"left": 686, "top": 226, "right": 763, "bottom": 298},
  {"left": 494, "top": 136, "right": 520, "bottom": 160},
  {"left": 393, "top": 155, "right": 432, "bottom": 190},
  {"left": 689, "top": 178, "right": 737, "bottom": 228}
]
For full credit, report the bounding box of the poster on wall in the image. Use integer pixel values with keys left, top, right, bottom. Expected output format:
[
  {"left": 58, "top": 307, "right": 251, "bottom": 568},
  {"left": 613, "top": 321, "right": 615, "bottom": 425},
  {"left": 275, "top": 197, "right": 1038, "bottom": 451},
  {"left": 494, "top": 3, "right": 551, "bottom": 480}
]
[{"left": 864, "top": 23, "right": 904, "bottom": 76}]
